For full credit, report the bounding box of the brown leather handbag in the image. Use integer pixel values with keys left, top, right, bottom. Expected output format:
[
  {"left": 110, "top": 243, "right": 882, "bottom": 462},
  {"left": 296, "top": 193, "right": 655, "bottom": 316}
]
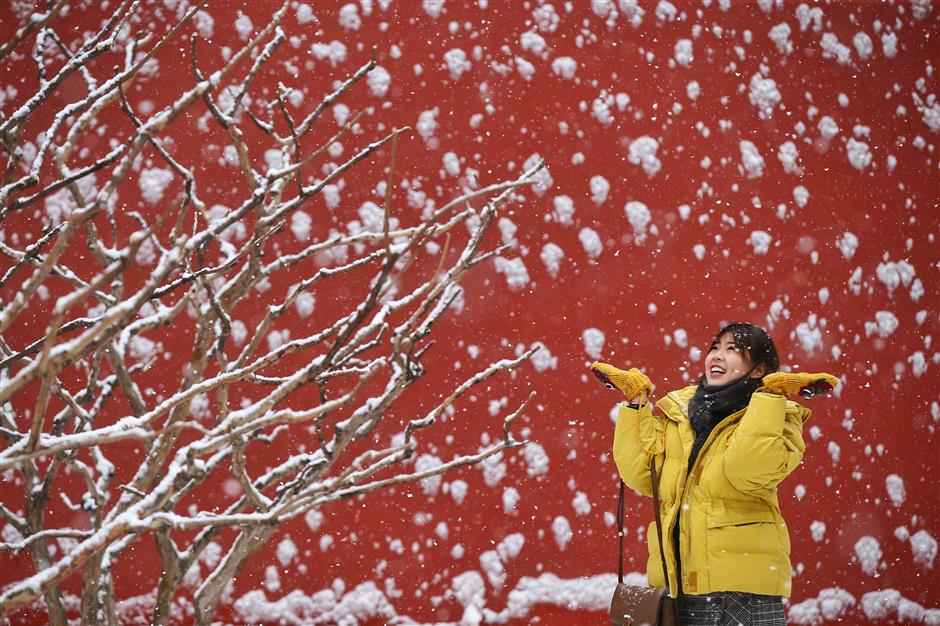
[{"left": 610, "top": 457, "right": 680, "bottom": 626}]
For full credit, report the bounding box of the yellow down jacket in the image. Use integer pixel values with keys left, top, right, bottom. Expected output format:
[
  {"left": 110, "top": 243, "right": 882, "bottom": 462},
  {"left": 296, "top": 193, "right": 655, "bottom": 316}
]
[{"left": 612, "top": 385, "right": 811, "bottom": 598}]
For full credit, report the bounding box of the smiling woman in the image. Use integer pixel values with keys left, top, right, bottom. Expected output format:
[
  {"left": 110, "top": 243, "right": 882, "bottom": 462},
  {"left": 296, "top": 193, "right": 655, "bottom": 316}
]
[
  {"left": 591, "top": 323, "right": 839, "bottom": 626},
  {"left": 703, "top": 324, "right": 779, "bottom": 387}
]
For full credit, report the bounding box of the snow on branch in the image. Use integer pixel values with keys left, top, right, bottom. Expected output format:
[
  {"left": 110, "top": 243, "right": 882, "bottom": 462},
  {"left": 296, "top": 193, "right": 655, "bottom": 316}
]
[{"left": 0, "top": 3, "right": 545, "bottom": 624}]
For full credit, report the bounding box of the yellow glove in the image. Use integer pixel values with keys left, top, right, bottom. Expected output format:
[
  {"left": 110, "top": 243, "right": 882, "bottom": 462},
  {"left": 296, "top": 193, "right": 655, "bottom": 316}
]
[
  {"left": 589, "top": 362, "right": 652, "bottom": 400},
  {"left": 760, "top": 372, "right": 840, "bottom": 398}
]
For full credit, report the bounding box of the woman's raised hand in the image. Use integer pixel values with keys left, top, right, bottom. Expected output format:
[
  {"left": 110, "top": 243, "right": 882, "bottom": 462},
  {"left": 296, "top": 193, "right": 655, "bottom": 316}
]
[
  {"left": 760, "top": 372, "right": 840, "bottom": 399},
  {"left": 590, "top": 362, "right": 652, "bottom": 403}
]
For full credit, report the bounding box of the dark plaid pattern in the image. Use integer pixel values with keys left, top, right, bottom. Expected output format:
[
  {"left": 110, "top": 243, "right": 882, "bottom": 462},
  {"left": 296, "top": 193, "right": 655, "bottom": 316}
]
[{"left": 677, "top": 592, "right": 786, "bottom": 626}]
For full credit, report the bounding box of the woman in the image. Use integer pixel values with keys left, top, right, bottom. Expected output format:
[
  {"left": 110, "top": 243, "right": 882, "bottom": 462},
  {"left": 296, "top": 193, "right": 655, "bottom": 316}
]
[{"left": 591, "top": 323, "right": 838, "bottom": 626}]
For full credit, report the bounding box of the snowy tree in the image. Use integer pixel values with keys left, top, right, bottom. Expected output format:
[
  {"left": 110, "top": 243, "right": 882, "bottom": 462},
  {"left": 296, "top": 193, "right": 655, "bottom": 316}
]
[{"left": 0, "top": 3, "right": 542, "bottom": 624}]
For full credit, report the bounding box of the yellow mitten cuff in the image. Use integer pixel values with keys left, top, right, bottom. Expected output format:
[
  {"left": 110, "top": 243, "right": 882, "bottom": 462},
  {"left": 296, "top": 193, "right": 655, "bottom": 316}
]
[
  {"left": 590, "top": 363, "right": 652, "bottom": 399},
  {"left": 761, "top": 372, "right": 839, "bottom": 397}
]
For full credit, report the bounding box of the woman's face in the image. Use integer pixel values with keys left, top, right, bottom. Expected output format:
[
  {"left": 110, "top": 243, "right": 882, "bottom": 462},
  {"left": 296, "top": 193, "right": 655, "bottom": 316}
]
[{"left": 704, "top": 332, "right": 763, "bottom": 385}]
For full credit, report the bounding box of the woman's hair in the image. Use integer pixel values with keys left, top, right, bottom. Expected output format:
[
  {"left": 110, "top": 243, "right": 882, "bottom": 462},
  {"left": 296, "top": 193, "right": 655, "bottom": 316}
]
[{"left": 710, "top": 322, "right": 780, "bottom": 374}]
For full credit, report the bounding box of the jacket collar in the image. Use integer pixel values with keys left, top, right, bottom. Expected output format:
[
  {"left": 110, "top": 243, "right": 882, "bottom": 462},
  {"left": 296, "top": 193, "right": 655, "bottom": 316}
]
[
  {"left": 655, "top": 385, "right": 697, "bottom": 423},
  {"left": 655, "top": 385, "right": 813, "bottom": 425}
]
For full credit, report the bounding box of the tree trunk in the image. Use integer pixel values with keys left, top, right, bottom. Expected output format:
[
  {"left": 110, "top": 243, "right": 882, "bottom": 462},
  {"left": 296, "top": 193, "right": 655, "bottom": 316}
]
[{"left": 193, "top": 525, "right": 277, "bottom": 626}]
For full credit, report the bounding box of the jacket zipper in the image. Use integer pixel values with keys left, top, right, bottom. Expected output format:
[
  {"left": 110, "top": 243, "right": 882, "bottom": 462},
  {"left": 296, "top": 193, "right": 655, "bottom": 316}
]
[{"left": 663, "top": 390, "right": 746, "bottom": 594}]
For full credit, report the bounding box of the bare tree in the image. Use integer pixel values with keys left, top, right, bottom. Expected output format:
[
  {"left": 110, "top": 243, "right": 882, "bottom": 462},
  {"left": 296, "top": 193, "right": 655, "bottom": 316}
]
[{"left": 0, "top": 3, "right": 543, "bottom": 624}]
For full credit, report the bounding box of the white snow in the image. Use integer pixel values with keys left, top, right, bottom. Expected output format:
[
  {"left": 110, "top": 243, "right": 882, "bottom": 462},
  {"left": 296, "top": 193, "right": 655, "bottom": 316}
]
[
  {"left": 520, "top": 31, "right": 547, "bottom": 56},
  {"left": 128, "top": 335, "right": 159, "bottom": 363},
  {"left": 366, "top": 65, "right": 391, "bottom": 97},
  {"left": 498, "top": 217, "right": 518, "bottom": 248},
  {"left": 529, "top": 341, "right": 558, "bottom": 373},
  {"left": 876, "top": 259, "right": 915, "bottom": 296},
  {"left": 414, "top": 454, "right": 444, "bottom": 497},
  {"left": 627, "top": 136, "right": 661, "bottom": 177},
  {"left": 522, "top": 442, "right": 549, "bottom": 477},
  {"left": 338, "top": 3, "right": 361, "bottom": 30},
  {"left": 422, "top": 0, "right": 445, "bottom": 19},
  {"left": 449, "top": 479, "right": 468, "bottom": 505},
  {"left": 624, "top": 201, "right": 651, "bottom": 238},
  {"left": 862, "top": 589, "right": 900, "bottom": 620},
  {"left": 493, "top": 257, "right": 529, "bottom": 291},
  {"left": 194, "top": 10, "right": 215, "bottom": 38},
  {"left": 655, "top": 0, "right": 677, "bottom": 22},
  {"left": 533, "top": 4, "right": 560, "bottom": 32},
  {"left": 865, "top": 311, "right": 899, "bottom": 338},
  {"left": 592, "top": 93, "right": 614, "bottom": 126},
  {"left": 481, "top": 454, "right": 506, "bottom": 487},
  {"left": 295, "top": 4, "right": 316, "bottom": 25},
  {"left": 497, "top": 533, "right": 525, "bottom": 561},
  {"left": 789, "top": 587, "right": 856, "bottom": 624},
  {"left": 739, "top": 140, "right": 766, "bottom": 178},
  {"left": 778, "top": 141, "right": 801, "bottom": 174},
  {"left": 795, "top": 317, "right": 823, "bottom": 354},
  {"left": 442, "top": 152, "right": 461, "bottom": 177},
  {"left": 304, "top": 509, "right": 324, "bottom": 532},
  {"left": 266, "top": 329, "right": 290, "bottom": 351},
  {"left": 552, "top": 195, "right": 575, "bottom": 224},
  {"left": 551, "top": 516, "right": 573, "bottom": 551},
  {"left": 276, "top": 537, "right": 298, "bottom": 566},
  {"left": 416, "top": 108, "right": 439, "bottom": 144},
  {"left": 443, "top": 48, "right": 472, "bottom": 80},
  {"left": 836, "top": 232, "right": 858, "bottom": 260},
  {"left": 524, "top": 153, "right": 553, "bottom": 195},
  {"left": 515, "top": 56, "right": 536, "bottom": 81},
  {"left": 908, "top": 351, "right": 927, "bottom": 378},
  {"left": 911, "top": 530, "right": 937, "bottom": 569},
  {"left": 582, "top": 328, "right": 605, "bottom": 360},
  {"left": 818, "top": 115, "right": 840, "bottom": 140},
  {"left": 480, "top": 550, "right": 506, "bottom": 589},
  {"left": 855, "top": 536, "right": 883, "bottom": 575},
  {"left": 589, "top": 175, "right": 610, "bottom": 205},
  {"left": 846, "top": 138, "right": 872, "bottom": 171},
  {"left": 579, "top": 228, "right": 603, "bottom": 258},
  {"left": 540, "top": 243, "right": 564, "bottom": 278},
  {"left": 810, "top": 520, "right": 826, "bottom": 543},
  {"left": 234, "top": 11, "right": 254, "bottom": 40},
  {"left": 502, "top": 487, "right": 520, "bottom": 515},
  {"left": 551, "top": 57, "right": 577, "bottom": 79},
  {"left": 885, "top": 474, "right": 906, "bottom": 507},
  {"left": 290, "top": 210, "right": 312, "bottom": 242},
  {"left": 911, "top": 0, "right": 933, "bottom": 20},
  {"left": 139, "top": 167, "right": 174, "bottom": 204},
  {"left": 821, "top": 33, "right": 852, "bottom": 65},
  {"left": 747, "top": 230, "right": 773, "bottom": 255},
  {"left": 912, "top": 92, "right": 940, "bottom": 134},
  {"left": 769, "top": 22, "right": 793, "bottom": 54},
  {"left": 749, "top": 72, "right": 782, "bottom": 119},
  {"left": 311, "top": 41, "right": 347, "bottom": 67},
  {"left": 793, "top": 185, "right": 810, "bottom": 208},
  {"left": 572, "top": 491, "right": 591, "bottom": 516},
  {"left": 854, "top": 32, "right": 874, "bottom": 59},
  {"left": 795, "top": 4, "right": 824, "bottom": 32},
  {"left": 881, "top": 32, "right": 898, "bottom": 59},
  {"left": 674, "top": 39, "right": 693, "bottom": 67}
]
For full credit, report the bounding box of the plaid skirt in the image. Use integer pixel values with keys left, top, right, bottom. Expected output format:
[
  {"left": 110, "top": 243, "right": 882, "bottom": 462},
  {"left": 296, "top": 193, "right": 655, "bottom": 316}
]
[{"left": 677, "top": 592, "right": 786, "bottom": 626}]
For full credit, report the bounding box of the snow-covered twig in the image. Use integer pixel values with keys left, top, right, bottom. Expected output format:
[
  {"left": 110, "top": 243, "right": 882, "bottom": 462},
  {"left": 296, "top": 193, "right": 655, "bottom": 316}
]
[{"left": 0, "top": 3, "right": 545, "bottom": 621}]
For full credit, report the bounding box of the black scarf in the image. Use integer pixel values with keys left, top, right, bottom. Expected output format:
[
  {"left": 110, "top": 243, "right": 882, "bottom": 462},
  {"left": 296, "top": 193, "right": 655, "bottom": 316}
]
[{"left": 686, "top": 369, "right": 763, "bottom": 471}]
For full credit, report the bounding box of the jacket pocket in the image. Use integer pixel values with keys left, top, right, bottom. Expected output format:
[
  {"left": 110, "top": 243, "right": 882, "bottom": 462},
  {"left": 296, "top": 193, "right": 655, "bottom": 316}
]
[{"left": 706, "top": 505, "right": 775, "bottom": 529}]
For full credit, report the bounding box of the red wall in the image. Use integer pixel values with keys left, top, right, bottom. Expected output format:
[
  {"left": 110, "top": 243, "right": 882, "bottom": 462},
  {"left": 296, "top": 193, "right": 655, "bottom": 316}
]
[{"left": 2, "top": 1, "right": 938, "bottom": 624}]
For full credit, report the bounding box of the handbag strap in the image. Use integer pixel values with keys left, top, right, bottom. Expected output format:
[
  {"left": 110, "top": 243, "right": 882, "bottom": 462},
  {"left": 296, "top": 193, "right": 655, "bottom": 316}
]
[
  {"left": 616, "top": 456, "right": 671, "bottom": 590},
  {"left": 616, "top": 480, "right": 625, "bottom": 582},
  {"left": 649, "top": 455, "right": 671, "bottom": 591}
]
